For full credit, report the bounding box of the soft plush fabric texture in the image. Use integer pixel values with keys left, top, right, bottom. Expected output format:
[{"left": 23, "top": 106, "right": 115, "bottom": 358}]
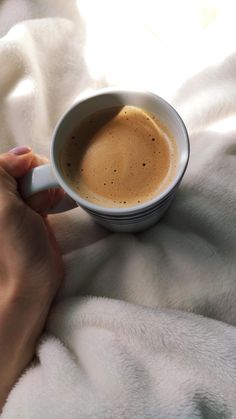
[{"left": 1, "top": 1, "right": 236, "bottom": 418}]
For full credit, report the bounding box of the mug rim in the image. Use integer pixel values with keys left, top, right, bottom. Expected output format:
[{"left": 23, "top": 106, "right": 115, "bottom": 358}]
[{"left": 51, "top": 87, "right": 190, "bottom": 215}]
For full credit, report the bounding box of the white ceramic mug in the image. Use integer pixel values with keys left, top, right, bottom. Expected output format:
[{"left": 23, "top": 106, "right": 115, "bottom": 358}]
[{"left": 20, "top": 87, "right": 190, "bottom": 232}]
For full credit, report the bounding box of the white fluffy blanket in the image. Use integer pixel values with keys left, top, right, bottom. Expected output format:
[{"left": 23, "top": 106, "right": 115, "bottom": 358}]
[{"left": 1, "top": 1, "right": 236, "bottom": 418}]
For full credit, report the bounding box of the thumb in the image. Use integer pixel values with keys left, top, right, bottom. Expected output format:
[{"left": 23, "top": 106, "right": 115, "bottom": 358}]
[
  {"left": 0, "top": 146, "right": 34, "bottom": 179},
  {"left": 0, "top": 147, "right": 65, "bottom": 214},
  {"left": 0, "top": 146, "right": 35, "bottom": 197},
  {"left": 0, "top": 145, "right": 50, "bottom": 193}
]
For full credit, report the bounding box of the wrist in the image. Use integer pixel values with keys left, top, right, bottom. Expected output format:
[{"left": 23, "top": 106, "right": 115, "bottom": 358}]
[
  {"left": 2, "top": 285, "right": 52, "bottom": 343},
  {"left": 0, "top": 289, "right": 51, "bottom": 410}
]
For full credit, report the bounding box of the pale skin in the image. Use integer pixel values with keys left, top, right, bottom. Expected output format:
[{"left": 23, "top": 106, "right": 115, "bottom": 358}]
[{"left": 0, "top": 146, "right": 65, "bottom": 410}]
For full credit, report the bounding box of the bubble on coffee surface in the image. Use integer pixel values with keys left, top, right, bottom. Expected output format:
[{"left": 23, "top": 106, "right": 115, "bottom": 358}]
[{"left": 61, "top": 105, "right": 178, "bottom": 208}]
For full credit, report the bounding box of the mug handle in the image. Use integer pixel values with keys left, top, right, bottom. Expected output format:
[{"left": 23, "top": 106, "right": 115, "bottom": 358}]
[
  {"left": 20, "top": 164, "right": 59, "bottom": 198},
  {"left": 19, "top": 164, "right": 77, "bottom": 213}
]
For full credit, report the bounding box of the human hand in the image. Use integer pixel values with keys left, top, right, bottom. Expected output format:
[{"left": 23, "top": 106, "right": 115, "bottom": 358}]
[{"left": 0, "top": 146, "right": 64, "bottom": 409}]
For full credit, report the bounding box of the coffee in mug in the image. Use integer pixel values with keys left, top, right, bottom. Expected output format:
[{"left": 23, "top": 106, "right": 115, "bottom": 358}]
[{"left": 60, "top": 105, "right": 178, "bottom": 208}]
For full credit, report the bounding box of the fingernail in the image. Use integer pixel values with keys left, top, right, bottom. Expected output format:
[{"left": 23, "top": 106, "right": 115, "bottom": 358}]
[{"left": 9, "top": 146, "right": 32, "bottom": 155}]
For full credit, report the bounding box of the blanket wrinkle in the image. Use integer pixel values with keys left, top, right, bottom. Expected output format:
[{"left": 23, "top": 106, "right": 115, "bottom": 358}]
[
  {"left": 1, "top": 1, "right": 236, "bottom": 418},
  {"left": 173, "top": 53, "right": 236, "bottom": 134}
]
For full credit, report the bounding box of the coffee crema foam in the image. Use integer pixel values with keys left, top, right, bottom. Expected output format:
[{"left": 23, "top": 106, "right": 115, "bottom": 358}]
[{"left": 60, "top": 106, "right": 178, "bottom": 208}]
